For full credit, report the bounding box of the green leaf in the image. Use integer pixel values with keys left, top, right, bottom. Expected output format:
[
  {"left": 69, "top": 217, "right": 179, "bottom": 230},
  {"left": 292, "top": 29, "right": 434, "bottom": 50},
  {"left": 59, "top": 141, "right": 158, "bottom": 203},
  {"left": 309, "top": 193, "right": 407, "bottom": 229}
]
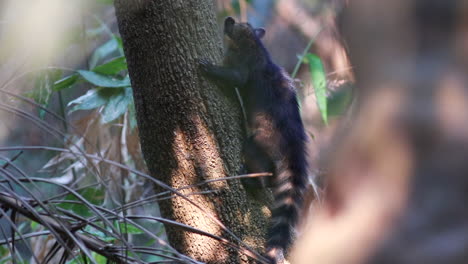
[
  {"left": 328, "top": 83, "right": 354, "bottom": 117},
  {"left": 155, "top": 222, "right": 165, "bottom": 237},
  {"left": 291, "top": 29, "right": 323, "bottom": 79},
  {"left": 115, "top": 36, "right": 124, "bottom": 52},
  {"left": 78, "top": 70, "right": 130, "bottom": 88},
  {"left": 96, "top": 0, "right": 113, "bottom": 4},
  {"left": 53, "top": 74, "right": 78, "bottom": 91},
  {"left": 58, "top": 196, "right": 90, "bottom": 217},
  {"left": 58, "top": 188, "right": 105, "bottom": 218},
  {"left": 114, "top": 222, "right": 144, "bottom": 234},
  {"left": 93, "top": 252, "right": 107, "bottom": 264},
  {"left": 25, "top": 69, "right": 62, "bottom": 119},
  {"left": 101, "top": 87, "right": 132, "bottom": 123},
  {"left": 86, "top": 26, "right": 106, "bottom": 38},
  {"left": 68, "top": 89, "right": 109, "bottom": 112},
  {"left": 30, "top": 221, "right": 39, "bottom": 230},
  {"left": 89, "top": 38, "right": 120, "bottom": 68},
  {"left": 146, "top": 255, "right": 166, "bottom": 262},
  {"left": 80, "top": 187, "right": 105, "bottom": 203},
  {"left": 128, "top": 100, "right": 137, "bottom": 130},
  {"left": 83, "top": 226, "right": 115, "bottom": 242},
  {"left": 305, "top": 53, "right": 328, "bottom": 125},
  {"left": 92, "top": 56, "right": 127, "bottom": 75}
]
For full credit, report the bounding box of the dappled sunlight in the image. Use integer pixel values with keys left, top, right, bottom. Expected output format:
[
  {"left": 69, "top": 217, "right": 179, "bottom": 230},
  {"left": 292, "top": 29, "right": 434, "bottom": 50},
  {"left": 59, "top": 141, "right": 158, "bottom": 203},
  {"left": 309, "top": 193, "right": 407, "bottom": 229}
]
[
  {"left": 171, "top": 114, "right": 228, "bottom": 190},
  {"left": 168, "top": 116, "right": 230, "bottom": 261}
]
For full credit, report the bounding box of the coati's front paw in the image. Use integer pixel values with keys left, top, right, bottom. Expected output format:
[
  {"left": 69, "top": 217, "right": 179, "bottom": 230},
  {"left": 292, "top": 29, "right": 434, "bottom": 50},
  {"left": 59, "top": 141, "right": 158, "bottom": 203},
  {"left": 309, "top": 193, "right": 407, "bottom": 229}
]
[{"left": 198, "top": 58, "right": 214, "bottom": 74}]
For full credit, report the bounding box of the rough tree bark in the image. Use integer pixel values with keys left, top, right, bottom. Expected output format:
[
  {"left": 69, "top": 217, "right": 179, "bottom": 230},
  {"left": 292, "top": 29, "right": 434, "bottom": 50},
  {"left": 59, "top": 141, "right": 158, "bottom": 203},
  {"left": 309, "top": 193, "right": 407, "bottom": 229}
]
[{"left": 114, "top": 1, "right": 270, "bottom": 263}]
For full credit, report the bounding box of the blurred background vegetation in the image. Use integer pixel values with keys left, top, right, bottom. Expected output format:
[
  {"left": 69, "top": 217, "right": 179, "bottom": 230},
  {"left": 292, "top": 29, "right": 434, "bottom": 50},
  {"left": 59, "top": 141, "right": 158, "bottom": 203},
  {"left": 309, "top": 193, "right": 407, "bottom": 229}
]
[{"left": 0, "top": 0, "right": 352, "bottom": 263}]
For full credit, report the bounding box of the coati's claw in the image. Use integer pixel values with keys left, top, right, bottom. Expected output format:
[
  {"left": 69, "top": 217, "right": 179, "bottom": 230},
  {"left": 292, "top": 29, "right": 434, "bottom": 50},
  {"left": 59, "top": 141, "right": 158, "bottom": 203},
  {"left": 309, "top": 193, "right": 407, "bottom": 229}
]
[
  {"left": 198, "top": 58, "right": 209, "bottom": 65},
  {"left": 203, "top": 17, "right": 309, "bottom": 258},
  {"left": 198, "top": 58, "right": 213, "bottom": 72}
]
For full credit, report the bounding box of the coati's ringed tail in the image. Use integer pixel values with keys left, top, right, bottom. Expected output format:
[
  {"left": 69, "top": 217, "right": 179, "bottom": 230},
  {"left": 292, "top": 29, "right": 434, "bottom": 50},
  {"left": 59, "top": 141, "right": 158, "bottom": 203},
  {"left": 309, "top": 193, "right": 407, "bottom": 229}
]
[{"left": 199, "top": 16, "right": 309, "bottom": 264}]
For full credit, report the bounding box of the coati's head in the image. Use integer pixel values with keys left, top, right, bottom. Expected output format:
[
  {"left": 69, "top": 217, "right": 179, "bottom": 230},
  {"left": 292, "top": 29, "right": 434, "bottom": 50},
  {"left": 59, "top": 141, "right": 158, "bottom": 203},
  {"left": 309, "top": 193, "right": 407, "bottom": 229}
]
[{"left": 224, "top": 17, "right": 265, "bottom": 50}]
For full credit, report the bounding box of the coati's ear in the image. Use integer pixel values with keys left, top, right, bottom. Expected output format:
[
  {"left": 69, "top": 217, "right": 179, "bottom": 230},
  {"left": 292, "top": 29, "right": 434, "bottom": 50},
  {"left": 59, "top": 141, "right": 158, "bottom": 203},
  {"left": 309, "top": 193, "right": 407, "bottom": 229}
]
[
  {"left": 225, "top": 17, "right": 235, "bottom": 28},
  {"left": 254, "top": 27, "right": 266, "bottom": 39},
  {"left": 224, "top": 17, "right": 236, "bottom": 35}
]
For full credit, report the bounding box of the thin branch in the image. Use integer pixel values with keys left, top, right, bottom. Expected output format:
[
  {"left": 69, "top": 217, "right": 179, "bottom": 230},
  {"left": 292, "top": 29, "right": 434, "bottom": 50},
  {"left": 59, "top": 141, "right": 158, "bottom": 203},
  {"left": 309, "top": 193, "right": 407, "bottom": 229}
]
[
  {"left": 0, "top": 145, "right": 270, "bottom": 263},
  {"left": 0, "top": 192, "right": 131, "bottom": 264}
]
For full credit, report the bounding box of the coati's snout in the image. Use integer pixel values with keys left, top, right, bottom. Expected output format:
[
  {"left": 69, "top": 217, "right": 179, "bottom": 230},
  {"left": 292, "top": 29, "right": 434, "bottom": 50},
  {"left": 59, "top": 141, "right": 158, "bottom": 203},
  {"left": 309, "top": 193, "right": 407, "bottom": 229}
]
[
  {"left": 224, "top": 17, "right": 235, "bottom": 38},
  {"left": 199, "top": 15, "right": 308, "bottom": 263}
]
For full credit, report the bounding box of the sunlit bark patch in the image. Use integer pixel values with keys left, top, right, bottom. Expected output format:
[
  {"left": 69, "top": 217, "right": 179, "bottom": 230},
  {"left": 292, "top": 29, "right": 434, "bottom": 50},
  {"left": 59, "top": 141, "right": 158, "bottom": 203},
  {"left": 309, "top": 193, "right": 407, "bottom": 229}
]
[{"left": 169, "top": 115, "right": 229, "bottom": 263}]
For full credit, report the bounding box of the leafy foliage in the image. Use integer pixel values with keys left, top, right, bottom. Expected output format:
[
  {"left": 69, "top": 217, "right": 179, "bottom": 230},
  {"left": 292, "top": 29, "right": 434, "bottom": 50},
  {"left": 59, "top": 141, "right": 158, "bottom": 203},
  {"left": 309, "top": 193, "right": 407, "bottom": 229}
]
[
  {"left": 0, "top": 11, "right": 165, "bottom": 263},
  {"left": 51, "top": 33, "right": 136, "bottom": 126},
  {"left": 54, "top": 74, "right": 79, "bottom": 92},
  {"left": 303, "top": 53, "right": 328, "bottom": 125},
  {"left": 327, "top": 82, "right": 353, "bottom": 117},
  {"left": 295, "top": 50, "right": 353, "bottom": 124},
  {"left": 25, "top": 69, "right": 63, "bottom": 119}
]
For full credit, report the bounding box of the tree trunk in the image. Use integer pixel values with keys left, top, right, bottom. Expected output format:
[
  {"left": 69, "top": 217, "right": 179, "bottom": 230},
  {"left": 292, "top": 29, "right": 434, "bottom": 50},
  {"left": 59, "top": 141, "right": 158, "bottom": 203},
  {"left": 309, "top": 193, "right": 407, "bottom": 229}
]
[{"left": 114, "top": 1, "right": 270, "bottom": 263}]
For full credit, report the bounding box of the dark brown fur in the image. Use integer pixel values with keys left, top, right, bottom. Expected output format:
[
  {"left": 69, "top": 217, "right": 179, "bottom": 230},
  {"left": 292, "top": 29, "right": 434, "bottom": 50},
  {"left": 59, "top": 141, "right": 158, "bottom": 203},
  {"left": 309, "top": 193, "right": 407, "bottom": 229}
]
[{"left": 199, "top": 17, "right": 308, "bottom": 263}]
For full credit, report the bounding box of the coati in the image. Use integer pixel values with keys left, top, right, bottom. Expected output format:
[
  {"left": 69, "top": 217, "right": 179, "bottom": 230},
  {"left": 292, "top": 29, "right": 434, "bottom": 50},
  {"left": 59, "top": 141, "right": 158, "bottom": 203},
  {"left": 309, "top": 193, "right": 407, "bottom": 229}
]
[{"left": 199, "top": 17, "right": 309, "bottom": 263}]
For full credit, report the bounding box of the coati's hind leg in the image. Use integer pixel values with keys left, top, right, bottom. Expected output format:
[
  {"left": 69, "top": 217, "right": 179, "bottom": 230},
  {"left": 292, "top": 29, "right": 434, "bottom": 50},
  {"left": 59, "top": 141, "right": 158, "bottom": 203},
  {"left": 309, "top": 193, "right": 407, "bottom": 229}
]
[{"left": 241, "top": 135, "right": 274, "bottom": 192}]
